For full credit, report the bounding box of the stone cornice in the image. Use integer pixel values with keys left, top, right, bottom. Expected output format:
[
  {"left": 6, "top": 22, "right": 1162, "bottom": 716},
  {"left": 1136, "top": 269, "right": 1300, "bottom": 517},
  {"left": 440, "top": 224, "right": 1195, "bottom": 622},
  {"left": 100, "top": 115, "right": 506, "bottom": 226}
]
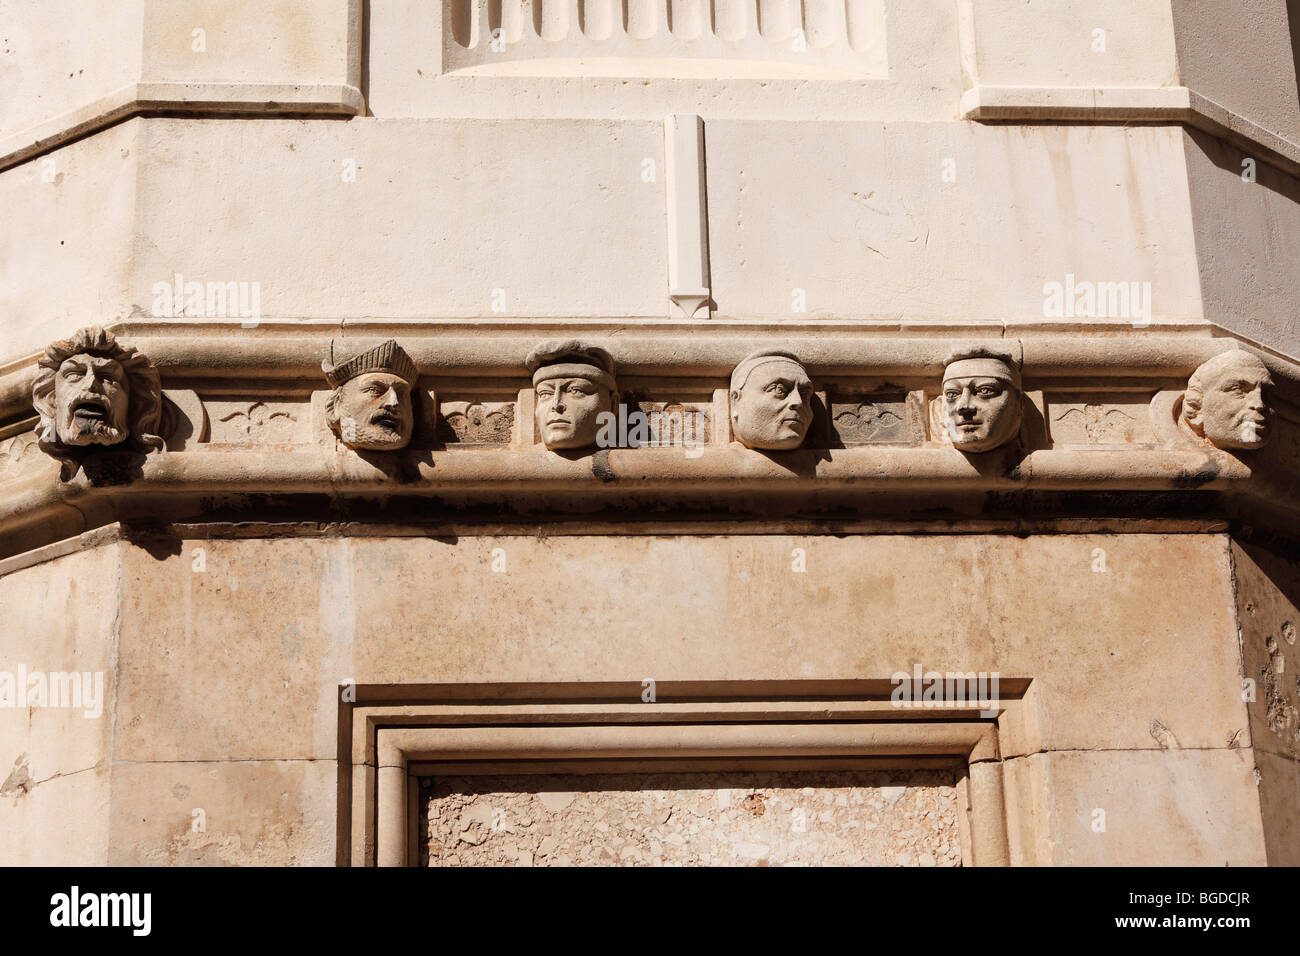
[
  {"left": 5, "top": 325, "right": 1299, "bottom": 560},
  {"left": 4, "top": 325, "right": 1300, "bottom": 423}
]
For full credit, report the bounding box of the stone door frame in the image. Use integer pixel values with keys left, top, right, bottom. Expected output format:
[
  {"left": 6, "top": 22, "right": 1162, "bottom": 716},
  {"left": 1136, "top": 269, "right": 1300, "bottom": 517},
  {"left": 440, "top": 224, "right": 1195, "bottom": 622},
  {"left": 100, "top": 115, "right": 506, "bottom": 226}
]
[{"left": 341, "top": 681, "right": 1026, "bottom": 867}]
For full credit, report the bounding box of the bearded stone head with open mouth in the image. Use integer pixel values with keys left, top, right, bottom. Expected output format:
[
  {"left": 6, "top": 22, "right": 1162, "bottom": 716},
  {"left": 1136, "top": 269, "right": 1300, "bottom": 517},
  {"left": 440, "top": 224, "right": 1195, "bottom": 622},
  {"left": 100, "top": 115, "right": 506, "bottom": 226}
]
[
  {"left": 32, "top": 326, "right": 164, "bottom": 476},
  {"left": 323, "top": 339, "right": 419, "bottom": 451}
]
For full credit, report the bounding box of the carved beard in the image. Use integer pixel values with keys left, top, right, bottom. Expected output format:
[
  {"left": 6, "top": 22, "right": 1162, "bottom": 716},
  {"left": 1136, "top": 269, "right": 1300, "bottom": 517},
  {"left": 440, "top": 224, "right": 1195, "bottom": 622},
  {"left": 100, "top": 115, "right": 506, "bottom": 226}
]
[
  {"left": 56, "top": 390, "right": 128, "bottom": 447},
  {"left": 349, "top": 413, "right": 410, "bottom": 449}
]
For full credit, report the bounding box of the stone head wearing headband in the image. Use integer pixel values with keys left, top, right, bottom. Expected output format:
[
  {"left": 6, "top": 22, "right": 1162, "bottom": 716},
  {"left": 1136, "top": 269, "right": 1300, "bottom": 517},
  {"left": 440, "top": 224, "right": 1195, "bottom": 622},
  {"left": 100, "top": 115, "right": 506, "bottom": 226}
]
[
  {"left": 940, "top": 346, "right": 1023, "bottom": 453},
  {"left": 323, "top": 339, "right": 418, "bottom": 450},
  {"left": 729, "top": 349, "right": 814, "bottom": 450},
  {"left": 526, "top": 341, "right": 617, "bottom": 450},
  {"left": 1182, "top": 350, "right": 1273, "bottom": 450}
]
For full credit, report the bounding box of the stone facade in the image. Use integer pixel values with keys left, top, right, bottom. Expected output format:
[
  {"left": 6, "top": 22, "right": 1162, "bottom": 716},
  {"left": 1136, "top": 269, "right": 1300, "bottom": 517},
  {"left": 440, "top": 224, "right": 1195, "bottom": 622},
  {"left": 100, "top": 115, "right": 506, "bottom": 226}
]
[{"left": 3, "top": 1, "right": 1300, "bottom": 866}]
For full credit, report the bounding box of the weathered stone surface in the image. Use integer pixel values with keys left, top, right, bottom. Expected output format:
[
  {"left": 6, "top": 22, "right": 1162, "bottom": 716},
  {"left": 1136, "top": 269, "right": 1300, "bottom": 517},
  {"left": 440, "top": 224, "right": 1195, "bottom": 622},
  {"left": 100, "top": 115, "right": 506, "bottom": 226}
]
[{"left": 423, "top": 770, "right": 961, "bottom": 867}]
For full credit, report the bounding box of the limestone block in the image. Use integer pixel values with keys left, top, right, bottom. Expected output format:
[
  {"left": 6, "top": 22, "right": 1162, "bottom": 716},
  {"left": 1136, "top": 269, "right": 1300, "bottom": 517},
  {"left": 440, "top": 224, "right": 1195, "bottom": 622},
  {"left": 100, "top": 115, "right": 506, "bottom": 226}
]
[
  {"left": 1252, "top": 748, "right": 1300, "bottom": 866},
  {"left": 345, "top": 532, "right": 1242, "bottom": 754},
  {"left": 1005, "top": 749, "right": 1267, "bottom": 866},
  {"left": 1172, "top": 0, "right": 1300, "bottom": 149},
  {"left": 959, "top": 0, "right": 1179, "bottom": 90},
  {"left": 113, "top": 538, "right": 352, "bottom": 762},
  {"left": 0, "top": 121, "right": 140, "bottom": 361},
  {"left": 703, "top": 121, "right": 1202, "bottom": 323},
  {"left": 0, "top": 0, "right": 360, "bottom": 170},
  {"left": 1231, "top": 540, "right": 1300, "bottom": 761},
  {"left": 124, "top": 118, "right": 668, "bottom": 323},
  {"left": 1183, "top": 127, "right": 1300, "bottom": 360},
  {"left": 0, "top": 543, "right": 118, "bottom": 786},
  {"left": 0, "top": 765, "right": 110, "bottom": 866},
  {"left": 105, "top": 759, "right": 336, "bottom": 866}
]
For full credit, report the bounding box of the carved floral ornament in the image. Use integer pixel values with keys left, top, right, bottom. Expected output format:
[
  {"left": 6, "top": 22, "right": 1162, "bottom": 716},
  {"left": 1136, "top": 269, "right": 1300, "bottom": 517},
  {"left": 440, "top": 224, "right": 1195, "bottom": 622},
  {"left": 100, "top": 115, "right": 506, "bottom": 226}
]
[{"left": 22, "top": 330, "right": 1285, "bottom": 480}]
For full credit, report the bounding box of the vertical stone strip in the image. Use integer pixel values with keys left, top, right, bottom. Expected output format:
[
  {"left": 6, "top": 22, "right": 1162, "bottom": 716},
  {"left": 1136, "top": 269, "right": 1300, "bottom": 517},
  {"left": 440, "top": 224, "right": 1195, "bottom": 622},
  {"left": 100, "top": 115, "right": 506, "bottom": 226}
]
[{"left": 665, "top": 113, "right": 713, "bottom": 319}]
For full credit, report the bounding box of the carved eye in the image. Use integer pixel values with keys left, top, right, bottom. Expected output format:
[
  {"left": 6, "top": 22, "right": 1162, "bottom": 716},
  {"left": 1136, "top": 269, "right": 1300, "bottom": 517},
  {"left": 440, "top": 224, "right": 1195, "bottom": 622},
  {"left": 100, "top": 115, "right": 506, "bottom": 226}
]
[
  {"left": 767, "top": 383, "right": 789, "bottom": 398},
  {"left": 976, "top": 386, "right": 1001, "bottom": 399},
  {"left": 537, "top": 386, "right": 554, "bottom": 399},
  {"left": 943, "top": 390, "right": 959, "bottom": 402}
]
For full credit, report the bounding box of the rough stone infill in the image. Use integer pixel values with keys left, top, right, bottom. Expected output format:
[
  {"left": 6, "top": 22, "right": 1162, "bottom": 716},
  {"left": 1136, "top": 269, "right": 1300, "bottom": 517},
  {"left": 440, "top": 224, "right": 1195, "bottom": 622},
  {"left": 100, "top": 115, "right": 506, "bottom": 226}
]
[{"left": 422, "top": 769, "right": 961, "bottom": 867}]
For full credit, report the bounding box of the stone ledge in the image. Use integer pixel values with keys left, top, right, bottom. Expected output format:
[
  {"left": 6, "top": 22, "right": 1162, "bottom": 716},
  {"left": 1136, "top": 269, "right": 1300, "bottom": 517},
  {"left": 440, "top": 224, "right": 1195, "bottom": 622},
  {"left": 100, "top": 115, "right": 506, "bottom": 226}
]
[
  {"left": 0, "top": 81, "right": 364, "bottom": 174},
  {"left": 4, "top": 327, "right": 1298, "bottom": 424},
  {"left": 961, "top": 84, "right": 1300, "bottom": 178}
]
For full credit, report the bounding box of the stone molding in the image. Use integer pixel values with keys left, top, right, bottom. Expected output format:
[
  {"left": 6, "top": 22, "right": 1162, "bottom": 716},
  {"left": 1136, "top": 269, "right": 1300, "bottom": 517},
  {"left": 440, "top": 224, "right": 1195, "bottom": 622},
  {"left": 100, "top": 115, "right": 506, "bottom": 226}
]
[
  {"left": 344, "top": 687, "right": 1022, "bottom": 867},
  {"left": 3, "top": 327, "right": 1299, "bottom": 557},
  {"left": 961, "top": 84, "right": 1300, "bottom": 178}
]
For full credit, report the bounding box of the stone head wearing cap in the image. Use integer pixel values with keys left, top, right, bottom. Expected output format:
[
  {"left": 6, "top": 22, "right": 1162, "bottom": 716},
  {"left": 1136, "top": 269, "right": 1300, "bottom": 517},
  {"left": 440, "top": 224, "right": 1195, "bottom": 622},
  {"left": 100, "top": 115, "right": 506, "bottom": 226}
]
[
  {"left": 940, "top": 346, "right": 1023, "bottom": 453},
  {"left": 527, "top": 340, "right": 617, "bottom": 451},
  {"left": 729, "top": 349, "right": 814, "bottom": 450},
  {"left": 323, "top": 339, "right": 418, "bottom": 451},
  {"left": 1182, "top": 350, "right": 1273, "bottom": 451}
]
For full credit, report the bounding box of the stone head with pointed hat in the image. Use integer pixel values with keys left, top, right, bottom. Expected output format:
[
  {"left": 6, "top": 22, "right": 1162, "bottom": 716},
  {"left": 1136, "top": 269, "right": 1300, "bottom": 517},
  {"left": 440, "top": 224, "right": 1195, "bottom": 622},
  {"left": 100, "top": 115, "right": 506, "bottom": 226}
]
[
  {"left": 526, "top": 340, "right": 617, "bottom": 450},
  {"left": 729, "top": 349, "right": 814, "bottom": 450},
  {"left": 940, "top": 346, "right": 1023, "bottom": 453},
  {"left": 323, "top": 340, "right": 418, "bottom": 450}
]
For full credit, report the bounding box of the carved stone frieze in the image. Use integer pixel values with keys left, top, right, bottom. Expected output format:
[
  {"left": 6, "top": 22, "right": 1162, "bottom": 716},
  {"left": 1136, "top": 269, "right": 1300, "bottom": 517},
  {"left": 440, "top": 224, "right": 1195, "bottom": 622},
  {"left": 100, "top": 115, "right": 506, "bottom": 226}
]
[
  {"left": 830, "top": 391, "right": 913, "bottom": 445},
  {"left": 212, "top": 401, "right": 300, "bottom": 444},
  {"left": 0, "top": 430, "right": 42, "bottom": 480},
  {"left": 1047, "top": 393, "right": 1154, "bottom": 446},
  {"left": 440, "top": 401, "right": 515, "bottom": 444}
]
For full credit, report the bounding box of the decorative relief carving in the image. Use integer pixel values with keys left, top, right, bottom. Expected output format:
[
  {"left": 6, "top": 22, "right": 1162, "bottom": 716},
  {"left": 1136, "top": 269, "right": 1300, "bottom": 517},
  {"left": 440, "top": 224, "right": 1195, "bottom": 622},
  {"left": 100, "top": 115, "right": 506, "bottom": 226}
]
[
  {"left": 639, "top": 400, "right": 710, "bottom": 447},
  {"left": 213, "top": 402, "right": 298, "bottom": 444},
  {"left": 0, "top": 430, "right": 42, "bottom": 480},
  {"left": 1047, "top": 394, "right": 1154, "bottom": 446},
  {"left": 527, "top": 341, "right": 617, "bottom": 451},
  {"left": 442, "top": 0, "right": 888, "bottom": 78},
  {"left": 830, "top": 393, "right": 910, "bottom": 445},
  {"left": 440, "top": 401, "right": 515, "bottom": 444},
  {"left": 729, "top": 350, "right": 813, "bottom": 450},
  {"left": 937, "top": 346, "right": 1023, "bottom": 453},
  {"left": 31, "top": 326, "right": 164, "bottom": 479},
  {"left": 322, "top": 340, "right": 420, "bottom": 451},
  {"left": 615, "top": 395, "right": 712, "bottom": 447},
  {"left": 1181, "top": 351, "right": 1274, "bottom": 451}
]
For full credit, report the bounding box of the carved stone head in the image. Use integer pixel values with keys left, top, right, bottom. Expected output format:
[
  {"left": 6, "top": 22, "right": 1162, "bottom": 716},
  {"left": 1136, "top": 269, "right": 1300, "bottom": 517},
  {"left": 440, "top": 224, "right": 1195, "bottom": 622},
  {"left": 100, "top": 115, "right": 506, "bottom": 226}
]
[
  {"left": 32, "top": 327, "right": 163, "bottom": 468},
  {"left": 1182, "top": 351, "right": 1273, "bottom": 450},
  {"left": 940, "top": 346, "right": 1023, "bottom": 453},
  {"left": 323, "top": 340, "right": 418, "bottom": 451},
  {"left": 526, "top": 341, "right": 616, "bottom": 451},
  {"left": 729, "top": 350, "right": 814, "bottom": 450}
]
